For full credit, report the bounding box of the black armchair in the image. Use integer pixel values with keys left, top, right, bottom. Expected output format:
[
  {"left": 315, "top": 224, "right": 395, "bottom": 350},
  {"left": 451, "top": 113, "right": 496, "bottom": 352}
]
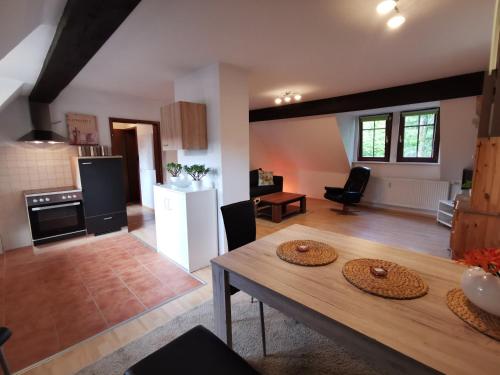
[{"left": 324, "top": 166, "right": 370, "bottom": 213}]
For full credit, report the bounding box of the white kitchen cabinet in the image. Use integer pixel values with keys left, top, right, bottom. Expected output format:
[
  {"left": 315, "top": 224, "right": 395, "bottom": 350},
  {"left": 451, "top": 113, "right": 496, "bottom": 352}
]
[{"left": 153, "top": 184, "right": 218, "bottom": 272}]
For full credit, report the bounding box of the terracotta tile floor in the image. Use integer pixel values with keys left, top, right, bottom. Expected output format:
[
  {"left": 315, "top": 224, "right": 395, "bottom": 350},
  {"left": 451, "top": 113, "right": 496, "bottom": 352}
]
[{"left": 0, "top": 234, "right": 203, "bottom": 371}]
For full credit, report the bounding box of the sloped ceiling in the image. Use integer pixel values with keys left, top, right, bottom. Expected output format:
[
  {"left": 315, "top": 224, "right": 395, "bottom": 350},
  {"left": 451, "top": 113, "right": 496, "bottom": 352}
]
[
  {"left": 0, "top": 0, "right": 66, "bottom": 108},
  {"left": 0, "top": 0, "right": 46, "bottom": 60},
  {"left": 68, "top": 0, "right": 495, "bottom": 108},
  {"left": 250, "top": 116, "right": 350, "bottom": 173}
]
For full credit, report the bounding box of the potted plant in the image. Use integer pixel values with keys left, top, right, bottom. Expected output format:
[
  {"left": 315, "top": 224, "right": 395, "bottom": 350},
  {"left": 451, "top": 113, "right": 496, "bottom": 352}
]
[
  {"left": 460, "top": 248, "right": 500, "bottom": 316},
  {"left": 184, "top": 164, "right": 210, "bottom": 189},
  {"left": 461, "top": 180, "right": 472, "bottom": 197},
  {"left": 166, "top": 162, "right": 183, "bottom": 181}
]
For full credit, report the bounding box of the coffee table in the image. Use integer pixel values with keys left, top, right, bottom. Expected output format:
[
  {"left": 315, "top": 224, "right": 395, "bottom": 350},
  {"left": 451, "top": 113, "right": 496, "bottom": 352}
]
[{"left": 257, "top": 192, "right": 306, "bottom": 223}]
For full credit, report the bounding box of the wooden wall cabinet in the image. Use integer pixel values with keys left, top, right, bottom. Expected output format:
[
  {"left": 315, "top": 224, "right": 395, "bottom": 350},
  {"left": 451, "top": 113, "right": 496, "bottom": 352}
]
[{"left": 160, "top": 101, "right": 207, "bottom": 150}]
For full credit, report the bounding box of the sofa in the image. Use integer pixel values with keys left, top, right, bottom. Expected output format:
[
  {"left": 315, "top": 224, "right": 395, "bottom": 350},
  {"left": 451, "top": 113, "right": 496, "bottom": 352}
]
[{"left": 249, "top": 169, "right": 283, "bottom": 198}]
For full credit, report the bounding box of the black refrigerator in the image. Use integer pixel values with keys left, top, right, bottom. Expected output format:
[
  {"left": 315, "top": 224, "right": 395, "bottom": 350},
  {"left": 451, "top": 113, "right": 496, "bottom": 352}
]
[{"left": 75, "top": 156, "right": 128, "bottom": 235}]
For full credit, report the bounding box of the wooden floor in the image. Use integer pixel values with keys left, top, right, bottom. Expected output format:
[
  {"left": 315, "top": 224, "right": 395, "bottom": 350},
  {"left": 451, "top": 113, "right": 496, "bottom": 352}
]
[
  {"left": 257, "top": 199, "right": 451, "bottom": 258},
  {"left": 19, "top": 199, "right": 450, "bottom": 375}
]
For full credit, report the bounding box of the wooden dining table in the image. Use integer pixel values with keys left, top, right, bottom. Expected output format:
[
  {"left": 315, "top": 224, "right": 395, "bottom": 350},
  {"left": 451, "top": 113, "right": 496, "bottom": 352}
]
[{"left": 211, "top": 224, "right": 500, "bottom": 374}]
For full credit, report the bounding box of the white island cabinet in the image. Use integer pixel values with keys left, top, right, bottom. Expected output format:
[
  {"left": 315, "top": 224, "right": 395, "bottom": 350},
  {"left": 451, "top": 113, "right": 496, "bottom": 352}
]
[{"left": 153, "top": 184, "right": 218, "bottom": 272}]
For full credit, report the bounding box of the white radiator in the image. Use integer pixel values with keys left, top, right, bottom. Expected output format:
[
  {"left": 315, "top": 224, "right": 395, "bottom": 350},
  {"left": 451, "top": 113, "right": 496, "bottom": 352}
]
[{"left": 362, "top": 177, "right": 450, "bottom": 212}]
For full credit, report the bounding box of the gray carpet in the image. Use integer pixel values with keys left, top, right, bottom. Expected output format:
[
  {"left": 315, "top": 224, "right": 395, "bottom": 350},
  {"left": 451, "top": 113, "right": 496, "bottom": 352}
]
[{"left": 77, "top": 294, "right": 384, "bottom": 374}]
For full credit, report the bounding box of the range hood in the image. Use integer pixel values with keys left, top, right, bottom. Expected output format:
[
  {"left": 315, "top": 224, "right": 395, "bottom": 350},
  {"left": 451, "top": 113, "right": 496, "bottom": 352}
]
[{"left": 17, "top": 102, "right": 67, "bottom": 144}]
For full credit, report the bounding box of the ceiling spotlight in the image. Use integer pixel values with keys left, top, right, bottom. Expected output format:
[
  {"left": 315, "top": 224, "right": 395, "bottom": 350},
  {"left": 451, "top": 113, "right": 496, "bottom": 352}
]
[
  {"left": 387, "top": 14, "right": 406, "bottom": 29},
  {"left": 275, "top": 97, "right": 283, "bottom": 105},
  {"left": 284, "top": 96, "right": 292, "bottom": 103},
  {"left": 376, "top": 0, "right": 397, "bottom": 15},
  {"left": 294, "top": 94, "right": 302, "bottom": 101}
]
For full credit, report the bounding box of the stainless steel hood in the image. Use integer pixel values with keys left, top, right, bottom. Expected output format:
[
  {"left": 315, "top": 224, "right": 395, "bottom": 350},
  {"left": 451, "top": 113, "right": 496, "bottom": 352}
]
[{"left": 17, "top": 102, "right": 67, "bottom": 143}]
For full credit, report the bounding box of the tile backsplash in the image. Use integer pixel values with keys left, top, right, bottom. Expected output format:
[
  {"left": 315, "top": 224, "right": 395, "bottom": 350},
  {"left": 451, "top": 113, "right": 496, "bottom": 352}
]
[{"left": 0, "top": 143, "right": 78, "bottom": 251}]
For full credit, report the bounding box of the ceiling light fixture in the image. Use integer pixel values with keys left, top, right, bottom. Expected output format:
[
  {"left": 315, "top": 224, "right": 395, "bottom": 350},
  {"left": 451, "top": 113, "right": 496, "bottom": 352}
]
[
  {"left": 274, "top": 91, "right": 302, "bottom": 105},
  {"left": 376, "top": 0, "right": 396, "bottom": 15},
  {"left": 377, "top": 0, "right": 406, "bottom": 30},
  {"left": 387, "top": 14, "right": 406, "bottom": 29}
]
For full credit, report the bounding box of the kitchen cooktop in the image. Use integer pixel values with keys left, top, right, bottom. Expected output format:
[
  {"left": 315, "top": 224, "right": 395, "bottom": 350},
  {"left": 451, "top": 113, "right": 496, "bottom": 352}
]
[{"left": 23, "top": 186, "right": 80, "bottom": 197}]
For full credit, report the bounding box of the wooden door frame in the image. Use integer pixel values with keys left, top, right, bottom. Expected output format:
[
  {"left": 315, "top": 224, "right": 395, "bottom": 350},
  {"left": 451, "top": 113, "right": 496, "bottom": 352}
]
[{"left": 109, "top": 117, "right": 164, "bottom": 184}]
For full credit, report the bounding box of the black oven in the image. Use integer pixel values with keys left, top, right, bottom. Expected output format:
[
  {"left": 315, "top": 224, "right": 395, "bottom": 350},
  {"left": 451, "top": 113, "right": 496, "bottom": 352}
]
[{"left": 26, "top": 190, "right": 86, "bottom": 245}]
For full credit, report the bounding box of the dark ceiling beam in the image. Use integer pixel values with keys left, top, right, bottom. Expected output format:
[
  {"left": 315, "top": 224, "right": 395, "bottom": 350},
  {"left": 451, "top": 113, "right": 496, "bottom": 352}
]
[
  {"left": 29, "top": 0, "right": 141, "bottom": 103},
  {"left": 249, "top": 71, "right": 485, "bottom": 123}
]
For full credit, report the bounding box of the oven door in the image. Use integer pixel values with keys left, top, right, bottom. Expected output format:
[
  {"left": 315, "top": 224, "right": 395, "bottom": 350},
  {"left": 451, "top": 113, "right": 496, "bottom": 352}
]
[{"left": 28, "top": 201, "right": 86, "bottom": 244}]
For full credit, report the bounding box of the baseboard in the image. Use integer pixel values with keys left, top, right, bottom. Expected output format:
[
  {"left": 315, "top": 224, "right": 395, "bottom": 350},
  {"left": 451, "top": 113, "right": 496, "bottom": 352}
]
[{"left": 358, "top": 202, "right": 436, "bottom": 218}]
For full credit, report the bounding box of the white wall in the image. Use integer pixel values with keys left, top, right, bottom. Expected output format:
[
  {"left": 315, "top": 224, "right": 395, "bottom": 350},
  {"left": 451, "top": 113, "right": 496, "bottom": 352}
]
[
  {"left": 250, "top": 115, "right": 350, "bottom": 199},
  {"left": 336, "top": 113, "right": 356, "bottom": 165},
  {"left": 350, "top": 98, "right": 478, "bottom": 210},
  {"left": 175, "top": 64, "right": 221, "bottom": 188},
  {"left": 219, "top": 64, "right": 250, "bottom": 204},
  {"left": 174, "top": 63, "right": 249, "bottom": 253},
  {"left": 352, "top": 162, "right": 441, "bottom": 180},
  {"left": 50, "top": 85, "right": 172, "bottom": 146},
  {"left": 0, "top": 87, "right": 170, "bottom": 251},
  {"left": 350, "top": 97, "right": 478, "bottom": 187},
  {"left": 0, "top": 94, "right": 31, "bottom": 142},
  {"left": 343, "top": 101, "right": 442, "bottom": 180},
  {"left": 439, "top": 96, "right": 478, "bottom": 183}
]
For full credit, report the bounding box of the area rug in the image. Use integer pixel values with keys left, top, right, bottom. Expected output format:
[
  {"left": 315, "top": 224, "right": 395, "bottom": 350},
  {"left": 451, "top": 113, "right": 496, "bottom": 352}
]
[{"left": 77, "top": 293, "right": 385, "bottom": 375}]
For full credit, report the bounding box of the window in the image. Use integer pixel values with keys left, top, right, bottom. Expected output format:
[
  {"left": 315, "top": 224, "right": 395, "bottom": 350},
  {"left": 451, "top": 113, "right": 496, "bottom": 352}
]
[
  {"left": 358, "top": 114, "right": 392, "bottom": 162},
  {"left": 397, "top": 109, "right": 440, "bottom": 163}
]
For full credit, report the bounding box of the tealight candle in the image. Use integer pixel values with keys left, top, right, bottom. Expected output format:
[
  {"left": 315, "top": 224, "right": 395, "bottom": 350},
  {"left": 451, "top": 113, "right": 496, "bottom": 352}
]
[
  {"left": 370, "top": 266, "right": 388, "bottom": 277},
  {"left": 297, "top": 245, "right": 309, "bottom": 252}
]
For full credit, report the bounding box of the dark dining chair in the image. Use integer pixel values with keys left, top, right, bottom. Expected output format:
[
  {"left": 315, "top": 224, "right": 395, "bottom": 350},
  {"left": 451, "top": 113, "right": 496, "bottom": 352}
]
[
  {"left": 124, "top": 325, "right": 259, "bottom": 375},
  {"left": 324, "top": 166, "right": 371, "bottom": 214},
  {"left": 220, "top": 200, "right": 267, "bottom": 356},
  {"left": 0, "top": 327, "right": 12, "bottom": 375}
]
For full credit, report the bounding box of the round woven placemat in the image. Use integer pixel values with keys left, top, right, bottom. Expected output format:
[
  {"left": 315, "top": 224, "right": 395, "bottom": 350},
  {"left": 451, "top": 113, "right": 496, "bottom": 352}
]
[
  {"left": 342, "top": 258, "right": 428, "bottom": 299},
  {"left": 446, "top": 288, "right": 500, "bottom": 341},
  {"left": 276, "top": 240, "right": 338, "bottom": 266}
]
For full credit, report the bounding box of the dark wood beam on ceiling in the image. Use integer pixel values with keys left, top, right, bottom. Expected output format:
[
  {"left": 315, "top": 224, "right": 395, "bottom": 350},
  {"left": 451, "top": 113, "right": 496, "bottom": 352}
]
[
  {"left": 249, "top": 71, "right": 485, "bottom": 123},
  {"left": 29, "top": 0, "right": 141, "bottom": 103}
]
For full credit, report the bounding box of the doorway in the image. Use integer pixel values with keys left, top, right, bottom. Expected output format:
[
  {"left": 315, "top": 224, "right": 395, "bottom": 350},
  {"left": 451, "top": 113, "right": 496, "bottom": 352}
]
[
  {"left": 111, "top": 126, "right": 141, "bottom": 203},
  {"left": 109, "top": 118, "right": 163, "bottom": 207}
]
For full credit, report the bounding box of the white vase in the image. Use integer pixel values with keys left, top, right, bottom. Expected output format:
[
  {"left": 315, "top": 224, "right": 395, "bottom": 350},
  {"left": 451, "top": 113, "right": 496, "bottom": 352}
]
[
  {"left": 191, "top": 180, "right": 203, "bottom": 190},
  {"left": 461, "top": 267, "right": 500, "bottom": 316},
  {"left": 169, "top": 175, "right": 191, "bottom": 188}
]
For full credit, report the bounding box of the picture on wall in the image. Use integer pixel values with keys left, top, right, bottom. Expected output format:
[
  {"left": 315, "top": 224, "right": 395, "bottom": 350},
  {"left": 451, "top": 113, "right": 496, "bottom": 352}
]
[{"left": 66, "top": 113, "right": 99, "bottom": 145}]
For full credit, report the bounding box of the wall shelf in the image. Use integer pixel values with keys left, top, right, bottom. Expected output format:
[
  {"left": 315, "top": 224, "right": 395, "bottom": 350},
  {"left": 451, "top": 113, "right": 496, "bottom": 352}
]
[{"left": 437, "top": 200, "right": 454, "bottom": 228}]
